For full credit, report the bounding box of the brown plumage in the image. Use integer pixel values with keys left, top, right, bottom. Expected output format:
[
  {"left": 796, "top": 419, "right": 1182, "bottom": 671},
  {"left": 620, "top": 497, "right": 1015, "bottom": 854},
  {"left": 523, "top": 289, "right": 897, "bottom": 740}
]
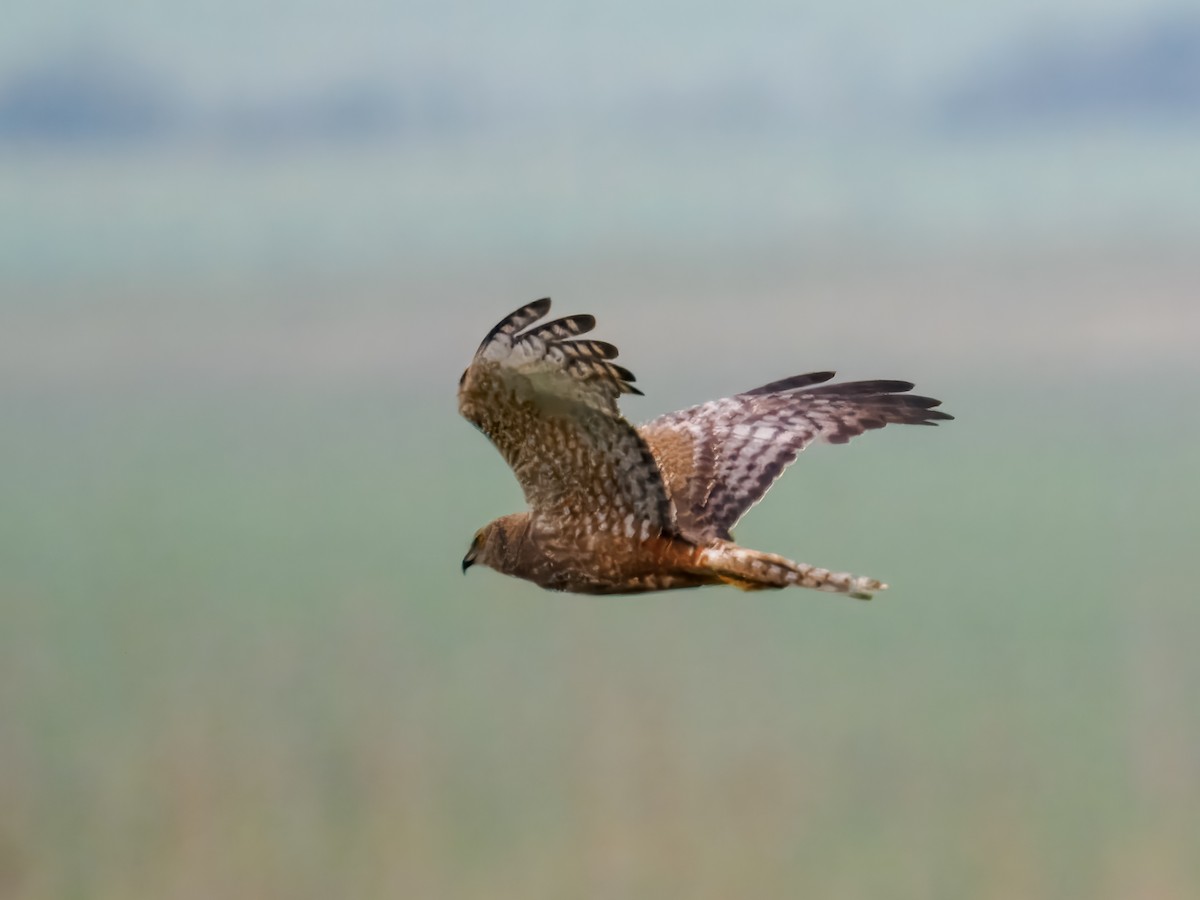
[{"left": 458, "top": 299, "right": 952, "bottom": 598}]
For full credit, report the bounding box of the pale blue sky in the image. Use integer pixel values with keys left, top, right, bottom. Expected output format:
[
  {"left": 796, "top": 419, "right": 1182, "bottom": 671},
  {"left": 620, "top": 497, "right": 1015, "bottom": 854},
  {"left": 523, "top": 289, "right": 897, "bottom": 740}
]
[
  {"left": 3, "top": 0, "right": 1197, "bottom": 293},
  {"left": 2, "top": 0, "right": 1185, "bottom": 103}
]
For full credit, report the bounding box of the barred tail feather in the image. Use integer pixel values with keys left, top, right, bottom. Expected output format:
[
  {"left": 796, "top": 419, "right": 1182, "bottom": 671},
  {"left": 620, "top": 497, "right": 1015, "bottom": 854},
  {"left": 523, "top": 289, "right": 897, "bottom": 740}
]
[{"left": 699, "top": 543, "right": 886, "bottom": 600}]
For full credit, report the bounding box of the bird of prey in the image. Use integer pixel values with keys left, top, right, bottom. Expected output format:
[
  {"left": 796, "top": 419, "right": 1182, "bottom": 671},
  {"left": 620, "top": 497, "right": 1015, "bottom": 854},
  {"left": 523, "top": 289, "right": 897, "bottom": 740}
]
[{"left": 458, "top": 299, "right": 951, "bottom": 598}]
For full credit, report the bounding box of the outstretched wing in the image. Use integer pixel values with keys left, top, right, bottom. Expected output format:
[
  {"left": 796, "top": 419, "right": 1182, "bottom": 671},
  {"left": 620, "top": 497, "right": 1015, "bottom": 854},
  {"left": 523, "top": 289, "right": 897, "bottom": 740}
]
[
  {"left": 458, "top": 299, "right": 673, "bottom": 535},
  {"left": 639, "top": 372, "right": 953, "bottom": 540}
]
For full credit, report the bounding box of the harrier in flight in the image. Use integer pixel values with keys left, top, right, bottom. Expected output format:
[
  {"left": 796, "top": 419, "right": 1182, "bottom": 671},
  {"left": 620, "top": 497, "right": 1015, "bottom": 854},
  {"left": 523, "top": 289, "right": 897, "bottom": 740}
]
[{"left": 458, "top": 299, "right": 951, "bottom": 598}]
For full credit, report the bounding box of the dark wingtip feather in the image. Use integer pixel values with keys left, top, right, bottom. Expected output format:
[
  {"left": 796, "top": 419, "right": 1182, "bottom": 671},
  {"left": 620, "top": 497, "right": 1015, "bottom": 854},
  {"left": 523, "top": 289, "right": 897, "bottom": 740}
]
[
  {"left": 744, "top": 371, "right": 837, "bottom": 396},
  {"left": 512, "top": 297, "right": 552, "bottom": 324},
  {"left": 569, "top": 313, "right": 595, "bottom": 330},
  {"left": 807, "top": 379, "right": 917, "bottom": 397},
  {"left": 573, "top": 339, "right": 619, "bottom": 359},
  {"left": 609, "top": 363, "right": 637, "bottom": 383},
  {"left": 896, "top": 395, "right": 954, "bottom": 422},
  {"left": 478, "top": 299, "right": 646, "bottom": 401},
  {"left": 478, "top": 298, "right": 551, "bottom": 351},
  {"left": 526, "top": 314, "right": 596, "bottom": 343},
  {"left": 893, "top": 401, "right": 953, "bottom": 425}
]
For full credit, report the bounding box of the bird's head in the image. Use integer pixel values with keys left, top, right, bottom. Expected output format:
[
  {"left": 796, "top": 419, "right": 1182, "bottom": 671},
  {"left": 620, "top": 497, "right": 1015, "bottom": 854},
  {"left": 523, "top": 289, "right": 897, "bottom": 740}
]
[
  {"left": 461, "top": 526, "right": 488, "bottom": 573},
  {"left": 461, "top": 514, "right": 528, "bottom": 575}
]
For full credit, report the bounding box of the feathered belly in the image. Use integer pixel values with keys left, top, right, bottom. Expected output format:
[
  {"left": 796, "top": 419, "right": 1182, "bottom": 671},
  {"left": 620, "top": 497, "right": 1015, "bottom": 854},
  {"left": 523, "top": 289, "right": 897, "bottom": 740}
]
[{"left": 531, "top": 533, "right": 716, "bottom": 594}]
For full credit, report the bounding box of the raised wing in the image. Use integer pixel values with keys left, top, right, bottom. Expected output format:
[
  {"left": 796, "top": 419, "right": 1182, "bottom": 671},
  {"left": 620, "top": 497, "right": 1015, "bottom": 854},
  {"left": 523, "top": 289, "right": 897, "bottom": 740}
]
[
  {"left": 639, "top": 372, "right": 952, "bottom": 540},
  {"left": 458, "top": 299, "right": 673, "bottom": 534}
]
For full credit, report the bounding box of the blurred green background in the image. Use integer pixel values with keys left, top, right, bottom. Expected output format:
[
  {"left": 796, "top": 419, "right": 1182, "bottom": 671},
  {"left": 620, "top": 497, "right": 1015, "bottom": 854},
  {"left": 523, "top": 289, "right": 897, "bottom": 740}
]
[{"left": 3, "top": 2, "right": 1199, "bottom": 898}]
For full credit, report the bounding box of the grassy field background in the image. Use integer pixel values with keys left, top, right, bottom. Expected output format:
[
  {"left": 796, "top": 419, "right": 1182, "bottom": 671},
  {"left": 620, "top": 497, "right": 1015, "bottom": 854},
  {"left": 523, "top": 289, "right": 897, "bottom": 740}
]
[{"left": 3, "top": 244, "right": 1198, "bottom": 897}]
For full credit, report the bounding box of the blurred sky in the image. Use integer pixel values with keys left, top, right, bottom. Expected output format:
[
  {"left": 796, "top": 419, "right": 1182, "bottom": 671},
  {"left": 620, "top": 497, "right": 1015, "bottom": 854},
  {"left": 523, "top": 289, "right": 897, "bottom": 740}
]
[
  {"left": 4, "top": 0, "right": 1199, "bottom": 143},
  {"left": 4, "top": 1, "right": 1191, "bottom": 102},
  {"left": 2, "top": 0, "right": 1198, "bottom": 380}
]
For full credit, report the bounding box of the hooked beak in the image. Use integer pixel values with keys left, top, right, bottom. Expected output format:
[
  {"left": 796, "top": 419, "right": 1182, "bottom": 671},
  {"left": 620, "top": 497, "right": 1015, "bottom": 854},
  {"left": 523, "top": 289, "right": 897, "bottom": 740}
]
[{"left": 461, "top": 551, "right": 476, "bottom": 574}]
